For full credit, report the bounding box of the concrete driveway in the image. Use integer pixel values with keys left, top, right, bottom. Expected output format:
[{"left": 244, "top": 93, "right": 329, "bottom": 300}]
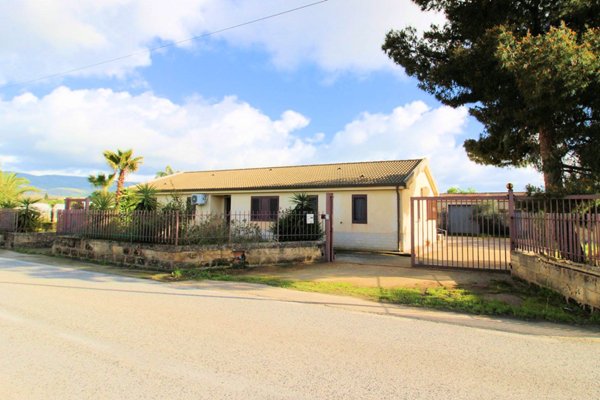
[
  {"left": 1, "top": 250, "right": 599, "bottom": 399},
  {"left": 244, "top": 251, "right": 513, "bottom": 289}
]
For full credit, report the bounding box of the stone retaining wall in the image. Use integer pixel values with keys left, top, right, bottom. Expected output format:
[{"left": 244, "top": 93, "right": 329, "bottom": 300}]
[
  {"left": 52, "top": 236, "right": 324, "bottom": 271},
  {"left": 511, "top": 250, "right": 600, "bottom": 310},
  {"left": 4, "top": 232, "right": 56, "bottom": 249}
]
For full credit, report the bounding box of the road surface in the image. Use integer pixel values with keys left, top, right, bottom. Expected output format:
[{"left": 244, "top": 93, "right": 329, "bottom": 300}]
[{"left": 1, "top": 250, "right": 599, "bottom": 399}]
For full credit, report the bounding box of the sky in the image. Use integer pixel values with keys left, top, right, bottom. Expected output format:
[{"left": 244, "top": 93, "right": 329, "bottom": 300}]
[{"left": 0, "top": 0, "right": 543, "bottom": 192}]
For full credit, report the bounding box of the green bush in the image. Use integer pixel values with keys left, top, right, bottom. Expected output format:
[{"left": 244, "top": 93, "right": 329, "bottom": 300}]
[
  {"left": 271, "top": 209, "right": 323, "bottom": 242},
  {"left": 230, "top": 219, "right": 263, "bottom": 243},
  {"left": 181, "top": 215, "right": 230, "bottom": 245},
  {"left": 271, "top": 193, "right": 322, "bottom": 242}
]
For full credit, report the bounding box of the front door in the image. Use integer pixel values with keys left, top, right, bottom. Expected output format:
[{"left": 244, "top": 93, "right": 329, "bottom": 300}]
[{"left": 224, "top": 196, "right": 231, "bottom": 225}]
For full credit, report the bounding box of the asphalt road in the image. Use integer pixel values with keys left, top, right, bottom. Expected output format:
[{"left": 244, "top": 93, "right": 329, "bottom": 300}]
[{"left": 1, "top": 251, "right": 599, "bottom": 399}]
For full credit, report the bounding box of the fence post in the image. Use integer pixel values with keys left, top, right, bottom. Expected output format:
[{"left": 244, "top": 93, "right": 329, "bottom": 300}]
[
  {"left": 507, "top": 183, "right": 515, "bottom": 251},
  {"left": 325, "top": 193, "right": 334, "bottom": 262},
  {"left": 174, "top": 211, "right": 179, "bottom": 246}
]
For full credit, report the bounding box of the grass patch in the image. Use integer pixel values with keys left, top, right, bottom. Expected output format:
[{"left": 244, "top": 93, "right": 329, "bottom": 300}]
[{"left": 175, "top": 269, "right": 600, "bottom": 326}]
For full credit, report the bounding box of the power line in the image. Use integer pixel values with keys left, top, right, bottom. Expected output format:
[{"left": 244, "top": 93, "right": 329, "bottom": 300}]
[{"left": 2, "top": 0, "right": 329, "bottom": 89}]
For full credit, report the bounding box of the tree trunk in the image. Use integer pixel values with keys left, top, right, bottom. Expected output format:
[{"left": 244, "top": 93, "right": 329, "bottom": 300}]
[
  {"left": 538, "top": 128, "right": 562, "bottom": 192},
  {"left": 115, "top": 170, "right": 126, "bottom": 205}
]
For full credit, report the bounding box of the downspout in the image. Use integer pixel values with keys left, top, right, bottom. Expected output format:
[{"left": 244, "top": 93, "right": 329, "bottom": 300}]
[{"left": 396, "top": 185, "right": 403, "bottom": 253}]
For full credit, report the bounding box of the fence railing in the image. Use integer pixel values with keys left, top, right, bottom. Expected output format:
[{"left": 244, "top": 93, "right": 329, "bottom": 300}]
[
  {"left": 57, "top": 209, "right": 325, "bottom": 246},
  {"left": 512, "top": 194, "right": 600, "bottom": 266},
  {"left": 0, "top": 209, "right": 19, "bottom": 232}
]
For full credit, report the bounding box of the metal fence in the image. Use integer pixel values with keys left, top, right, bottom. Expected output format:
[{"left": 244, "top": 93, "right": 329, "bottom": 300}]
[
  {"left": 57, "top": 209, "right": 325, "bottom": 245},
  {"left": 513, "top": 194, "right": 600, "bottom": 266},
  {"left": 0, "top": 209, "right": 19, "bottom": 232},
  {"left": 412, "top": 191, "right": 600, "bottom": 270},
  {"left": 411, "top": 196, "right": 511, "bottom": 270}
]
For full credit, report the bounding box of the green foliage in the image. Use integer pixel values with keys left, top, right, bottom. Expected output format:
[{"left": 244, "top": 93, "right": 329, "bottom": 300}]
[
  {"left": 161, "top": 194, "right": 186, "bottom": 213},
  {"left": 117, "top": 188, "right": 141, "bottom": 214},
  {"left": 446, "top": 186, "right": 477, "bottom": 194},
  {"left": 271, "top": 193, "right": 323, "bottom": 242},
  {"left": 176, "top": 271, "right": 600, "bottom": 325},
  {"left": 230, "top": 219, "right": 263, "bottom": 243},
  {"left": 17, "top": 198, "right": 42, "bottom": 232},
  {"left": 87, "top": 172, "right": 115, "bottom": 192},
  {"left": 181, "top": 216, "right": 263, "bottom": 245},
  {"left": 181, "top": 215, "right": 229, "bottom": 245},
  {"left": 155, "top": 165, "right": 177, "bottom": 178},
  {"left": 102, "top": 149, "right": 143, "bottom": 204},
  {"left": 135, "top": 184, "right": 158, "bottom": 211},
  {"left": 382, "top": 1, "right": 600, "bottom": 192},
  {"left": 89, "top": 191, "right": 115, "bottom": 210},
  {"left": 0, "top": 170, "right": 38, "bottom": 208}
]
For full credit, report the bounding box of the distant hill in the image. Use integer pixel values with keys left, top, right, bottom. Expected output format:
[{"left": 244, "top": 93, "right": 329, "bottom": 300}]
[{"left": 14, "top": 172, "right": 139, "bottom": 198}]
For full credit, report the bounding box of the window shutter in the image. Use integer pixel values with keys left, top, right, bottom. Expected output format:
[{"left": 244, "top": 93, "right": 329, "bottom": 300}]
[
  {"left": 427, "top": 200, "right": 438, "bottom": 220},
  {"left": 269, "top": 198, "right": 279, "bottom": 217}
]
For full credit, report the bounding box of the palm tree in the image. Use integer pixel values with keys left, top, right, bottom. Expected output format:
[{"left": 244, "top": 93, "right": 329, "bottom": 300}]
[
  {"left": 155, "top": 165, "right": 176, "bottom": 178},
  {"left": 102, "top": 149, "right": 143, "bottom": 205},
  {"left": 87, "top": 172, "right": 115, "bottom": 192},
  {"left": 0, "top": 170, "right": 38, "bottom": 208}
]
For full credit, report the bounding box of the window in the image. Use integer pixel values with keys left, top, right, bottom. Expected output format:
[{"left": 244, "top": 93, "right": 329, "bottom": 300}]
[
  {"left": 352, "top": 195, "right": 367, "bottom": 224},
  {"left": 251, "top": 196, "right": 279, "bottom": 221},
  {"left": 307, "top": 195, "right": 318, "bottom": 214}
]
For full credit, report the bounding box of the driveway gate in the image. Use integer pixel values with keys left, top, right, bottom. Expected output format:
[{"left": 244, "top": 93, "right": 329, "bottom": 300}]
[{"left": 411, "top": 195, "right": 511, "bottom": 270}]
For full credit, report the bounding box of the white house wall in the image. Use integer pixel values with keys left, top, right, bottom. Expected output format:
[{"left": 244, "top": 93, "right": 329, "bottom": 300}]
[
  {"left": 154, "top": 162, "right": 438, "bottom": 254},
  {"left": 400, "top": 165, "right": 438, "bottom": 253}
]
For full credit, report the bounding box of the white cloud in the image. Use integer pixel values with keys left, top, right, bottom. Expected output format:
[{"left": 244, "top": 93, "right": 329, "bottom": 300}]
[
  {"left": 203, "top": 0, "right": 444, "bottom": 73},
  {"left": 315, "top": 101, "right": 543, "bottom": 192},
  {"left": 0, "top": 87, "right": 542, "bottom": 192},
  {"left": 0, "top": 0, "right": 442, "bottom": 84},
  {"left": 0, "top": 86, "right": 316, "bottom": 175},
  {"left": 0, "top": 0, "right": 210, "bottom": 84}
]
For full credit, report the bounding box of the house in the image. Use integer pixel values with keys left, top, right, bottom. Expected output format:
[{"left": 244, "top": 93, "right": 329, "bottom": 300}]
[{"left": 145, "top": 159, "right": 438, "bottom": 252}]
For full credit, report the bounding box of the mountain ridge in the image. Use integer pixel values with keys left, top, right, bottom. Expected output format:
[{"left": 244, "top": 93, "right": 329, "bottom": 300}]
[{"left": 13, "top": 172, "right": 139, "bottom": 197}]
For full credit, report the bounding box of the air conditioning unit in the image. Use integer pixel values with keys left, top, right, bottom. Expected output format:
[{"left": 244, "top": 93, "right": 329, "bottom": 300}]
[{"left": 190, "top": 194, "right": 207, "bottom": 205}]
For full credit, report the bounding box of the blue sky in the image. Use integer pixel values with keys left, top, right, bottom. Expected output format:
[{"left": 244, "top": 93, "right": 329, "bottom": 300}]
[{"left": 0, "top": 0, "right": 542, "bottom": 192}]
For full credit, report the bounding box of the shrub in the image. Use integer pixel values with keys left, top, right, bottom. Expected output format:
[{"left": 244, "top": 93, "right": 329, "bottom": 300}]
[
  {"left": 230, "top": 219, "right": 263, "bottom": 243},
  {"left": 271, "top": 193, "right": 322, "bottom": 242},
  {"left": 17, "top": 199, "right": 42, "bottom": 232},
  {"left": 181, "top": 215, "right": 230, "bottom": 245}
]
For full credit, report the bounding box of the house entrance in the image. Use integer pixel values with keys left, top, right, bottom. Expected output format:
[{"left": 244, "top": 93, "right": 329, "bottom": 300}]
[{"left": 224, "top": 196, "right": 231, "bottom": 225}]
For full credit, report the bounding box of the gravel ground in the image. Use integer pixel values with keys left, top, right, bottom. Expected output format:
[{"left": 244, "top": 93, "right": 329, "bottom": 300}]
[{"left": 1, "top": 250, "right": 599, "bottom": 399}]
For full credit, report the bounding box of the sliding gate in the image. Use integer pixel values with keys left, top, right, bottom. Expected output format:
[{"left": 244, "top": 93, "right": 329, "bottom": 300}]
[{"left": 411, "top": 195, "right": 511, "bottom": 270}]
